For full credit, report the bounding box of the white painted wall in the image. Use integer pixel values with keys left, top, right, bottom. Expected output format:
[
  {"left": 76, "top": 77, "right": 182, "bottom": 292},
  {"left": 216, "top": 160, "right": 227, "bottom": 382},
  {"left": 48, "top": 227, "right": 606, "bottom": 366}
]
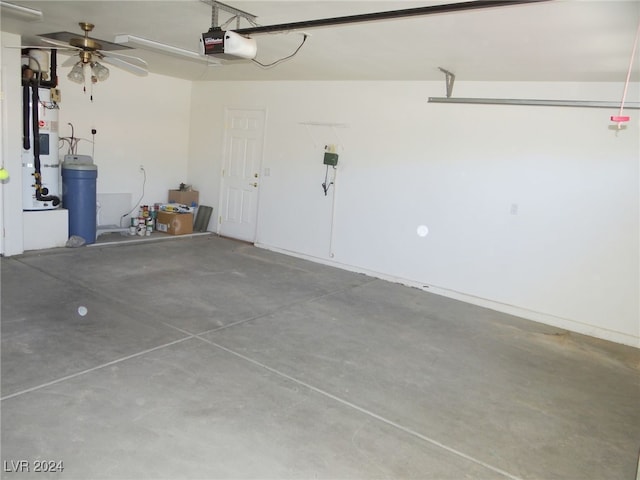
[
  {"left": 56, "top": 59, "right": 192, "bottom": 219},
  {"left": 188, "top": 80, "right": 639, "bottom": 347},
  {"left": 0, "top": 36, "right": 192, "bottom": 254},
  {"left": 1, "top": 32, "right": 25, "bottom": 256}
]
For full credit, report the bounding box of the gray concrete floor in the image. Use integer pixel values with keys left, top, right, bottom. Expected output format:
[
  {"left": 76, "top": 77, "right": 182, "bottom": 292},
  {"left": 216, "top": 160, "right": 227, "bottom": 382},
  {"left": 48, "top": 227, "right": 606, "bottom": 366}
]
[{"left": 1, "top": 234, "right": 639, "bottom": 479}]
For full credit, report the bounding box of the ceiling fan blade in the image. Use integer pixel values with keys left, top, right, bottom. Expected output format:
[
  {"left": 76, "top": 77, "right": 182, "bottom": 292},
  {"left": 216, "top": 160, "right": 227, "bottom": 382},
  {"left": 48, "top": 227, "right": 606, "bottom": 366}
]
[
  {"left": 13, "top": 45, "right": 76, "bottom": 52},
  {"left": 39, "top": 31, "right": 132, "bottom": 51},
  {"left": 99, "top": 55, "right": 148, "bottom": 77},
  {"left": 100, "top": 51, "right": 148, "bottom": 70},
  {"left": 40, "top": 38, "right": 79, "bottom": 49}
]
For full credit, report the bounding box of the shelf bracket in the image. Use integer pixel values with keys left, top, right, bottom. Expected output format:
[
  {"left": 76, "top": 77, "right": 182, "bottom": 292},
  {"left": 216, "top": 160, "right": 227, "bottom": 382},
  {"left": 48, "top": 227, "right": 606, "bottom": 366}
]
[{"left": 438, "top": 67, "right": 456, "bottom": 98}]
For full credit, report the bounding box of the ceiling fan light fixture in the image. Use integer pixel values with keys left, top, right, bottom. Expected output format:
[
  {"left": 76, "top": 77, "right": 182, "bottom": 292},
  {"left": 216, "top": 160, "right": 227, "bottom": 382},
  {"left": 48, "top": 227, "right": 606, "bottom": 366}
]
[
  {"left": 67, "top": 62, "right": 85, "bottom": 84},
  {"left": 91, "top": 61, "right": 110, "bottom": 81}
]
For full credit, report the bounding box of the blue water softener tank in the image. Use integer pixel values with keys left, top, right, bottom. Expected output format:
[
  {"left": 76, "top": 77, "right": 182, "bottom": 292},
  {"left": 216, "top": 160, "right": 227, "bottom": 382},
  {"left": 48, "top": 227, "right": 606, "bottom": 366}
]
[{"left": 62, "top": 155, "right": 98, "bottom": 244}]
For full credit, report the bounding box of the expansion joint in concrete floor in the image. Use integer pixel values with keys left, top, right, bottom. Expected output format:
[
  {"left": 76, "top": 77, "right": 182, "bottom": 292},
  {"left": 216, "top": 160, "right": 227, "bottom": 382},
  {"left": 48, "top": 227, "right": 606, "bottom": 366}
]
[
  {"left": 195, "top": 278, "right": 380, "bottom": 337},
  {"left": 1, "top": 272, "right": 377, "bottom": 403},
  {"left": 0, "top": 336, "right": 195, "bottom": 402},
  {"left": 4, "top": 237, "right": 638, "bottom": 479},
  {"left": 196, "top": 335, "right": 524, "bottom": 480}
]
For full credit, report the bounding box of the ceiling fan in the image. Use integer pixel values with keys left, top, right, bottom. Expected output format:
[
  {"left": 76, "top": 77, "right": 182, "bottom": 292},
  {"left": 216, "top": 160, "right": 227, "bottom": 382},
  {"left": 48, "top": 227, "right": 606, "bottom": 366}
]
[{"left": 24, "top": 22, "right": 149, "bottom": 83}]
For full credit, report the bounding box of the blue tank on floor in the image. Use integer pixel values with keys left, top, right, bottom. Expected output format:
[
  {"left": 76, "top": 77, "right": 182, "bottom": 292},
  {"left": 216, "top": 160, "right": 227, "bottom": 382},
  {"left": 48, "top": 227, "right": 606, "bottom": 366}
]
[{"left": 62, "top": 162, "right": 98, "bottom": 244}]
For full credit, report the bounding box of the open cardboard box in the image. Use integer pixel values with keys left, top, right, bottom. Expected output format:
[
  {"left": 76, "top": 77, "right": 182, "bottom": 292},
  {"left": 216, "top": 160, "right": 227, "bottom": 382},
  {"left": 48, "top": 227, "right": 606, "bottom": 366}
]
[{"left": 156, "top": 211, "right": 193, "bottom": 235}]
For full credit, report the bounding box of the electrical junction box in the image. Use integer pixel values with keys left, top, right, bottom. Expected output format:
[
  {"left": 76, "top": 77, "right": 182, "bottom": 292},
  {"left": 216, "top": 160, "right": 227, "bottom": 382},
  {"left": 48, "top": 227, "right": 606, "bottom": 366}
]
[{"left": 323, "top": 152, "right": 339, "bottom": 166}]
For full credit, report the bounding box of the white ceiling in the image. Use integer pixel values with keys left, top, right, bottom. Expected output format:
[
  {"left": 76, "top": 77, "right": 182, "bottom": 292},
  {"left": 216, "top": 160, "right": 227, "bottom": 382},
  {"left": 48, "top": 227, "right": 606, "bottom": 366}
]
[{"left": 2, "top": 0, "right": 639, "bottom": 82}]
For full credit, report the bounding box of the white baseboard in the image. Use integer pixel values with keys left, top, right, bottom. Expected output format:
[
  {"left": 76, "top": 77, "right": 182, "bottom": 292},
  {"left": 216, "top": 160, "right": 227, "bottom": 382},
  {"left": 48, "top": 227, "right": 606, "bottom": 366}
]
[{"left": 255, "top": 242, "right": 639, "bottom": 349}]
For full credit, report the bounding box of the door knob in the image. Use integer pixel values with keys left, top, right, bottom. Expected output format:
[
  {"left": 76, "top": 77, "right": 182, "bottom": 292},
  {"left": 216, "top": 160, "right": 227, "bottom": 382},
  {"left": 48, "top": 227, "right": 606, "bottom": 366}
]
[
  {"left": 251, "top": 182, "right": 258, "bottom": 187},
  {"left": 254, "top": 173, "right": 259, "bottom": 178}
]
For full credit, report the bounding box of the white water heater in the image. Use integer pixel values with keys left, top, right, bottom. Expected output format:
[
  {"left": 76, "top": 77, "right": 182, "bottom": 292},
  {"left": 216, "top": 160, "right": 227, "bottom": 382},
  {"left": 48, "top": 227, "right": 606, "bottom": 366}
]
[{"left": 22, "top": 87, "right": 60, "bottom": 210}]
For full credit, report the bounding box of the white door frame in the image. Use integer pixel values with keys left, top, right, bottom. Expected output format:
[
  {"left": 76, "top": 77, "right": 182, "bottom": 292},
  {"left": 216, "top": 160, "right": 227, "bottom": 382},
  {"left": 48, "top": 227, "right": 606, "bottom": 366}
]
[{"left": 217, "top": 106, "right": 267, "bottom": 243}]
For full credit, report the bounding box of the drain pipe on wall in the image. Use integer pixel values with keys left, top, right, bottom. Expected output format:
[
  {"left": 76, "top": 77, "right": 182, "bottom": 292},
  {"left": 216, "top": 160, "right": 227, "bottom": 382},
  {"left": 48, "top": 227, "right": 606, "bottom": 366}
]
[
  {"left": 29, "top": 81, "right": 60, "bottom": 206},
  {"left": 22, "top": 49, "right": 61, "bottom": 206}
]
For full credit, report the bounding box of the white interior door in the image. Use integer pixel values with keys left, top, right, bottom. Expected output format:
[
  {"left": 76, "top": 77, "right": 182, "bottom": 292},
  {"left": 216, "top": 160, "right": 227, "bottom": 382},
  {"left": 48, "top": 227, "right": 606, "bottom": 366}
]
[{"left": 218, "top": 108, "right": 265, "bottom": 243}]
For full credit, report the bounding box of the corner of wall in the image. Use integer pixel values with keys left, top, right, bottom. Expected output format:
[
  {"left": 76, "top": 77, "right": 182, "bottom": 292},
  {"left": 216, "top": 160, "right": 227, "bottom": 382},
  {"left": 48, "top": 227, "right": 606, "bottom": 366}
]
[{"left": 1, "top": 31, "right": 25, "bottom": 256}]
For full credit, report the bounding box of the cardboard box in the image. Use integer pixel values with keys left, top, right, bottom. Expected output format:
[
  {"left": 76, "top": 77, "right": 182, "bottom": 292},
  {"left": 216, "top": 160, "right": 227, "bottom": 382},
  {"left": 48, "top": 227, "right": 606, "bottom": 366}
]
[
  {"left": 168, "top": 190, "right": 199, "bottom": 207},
  {"left": 156, "top": 211, "right": 193, "bottom": 235}
]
